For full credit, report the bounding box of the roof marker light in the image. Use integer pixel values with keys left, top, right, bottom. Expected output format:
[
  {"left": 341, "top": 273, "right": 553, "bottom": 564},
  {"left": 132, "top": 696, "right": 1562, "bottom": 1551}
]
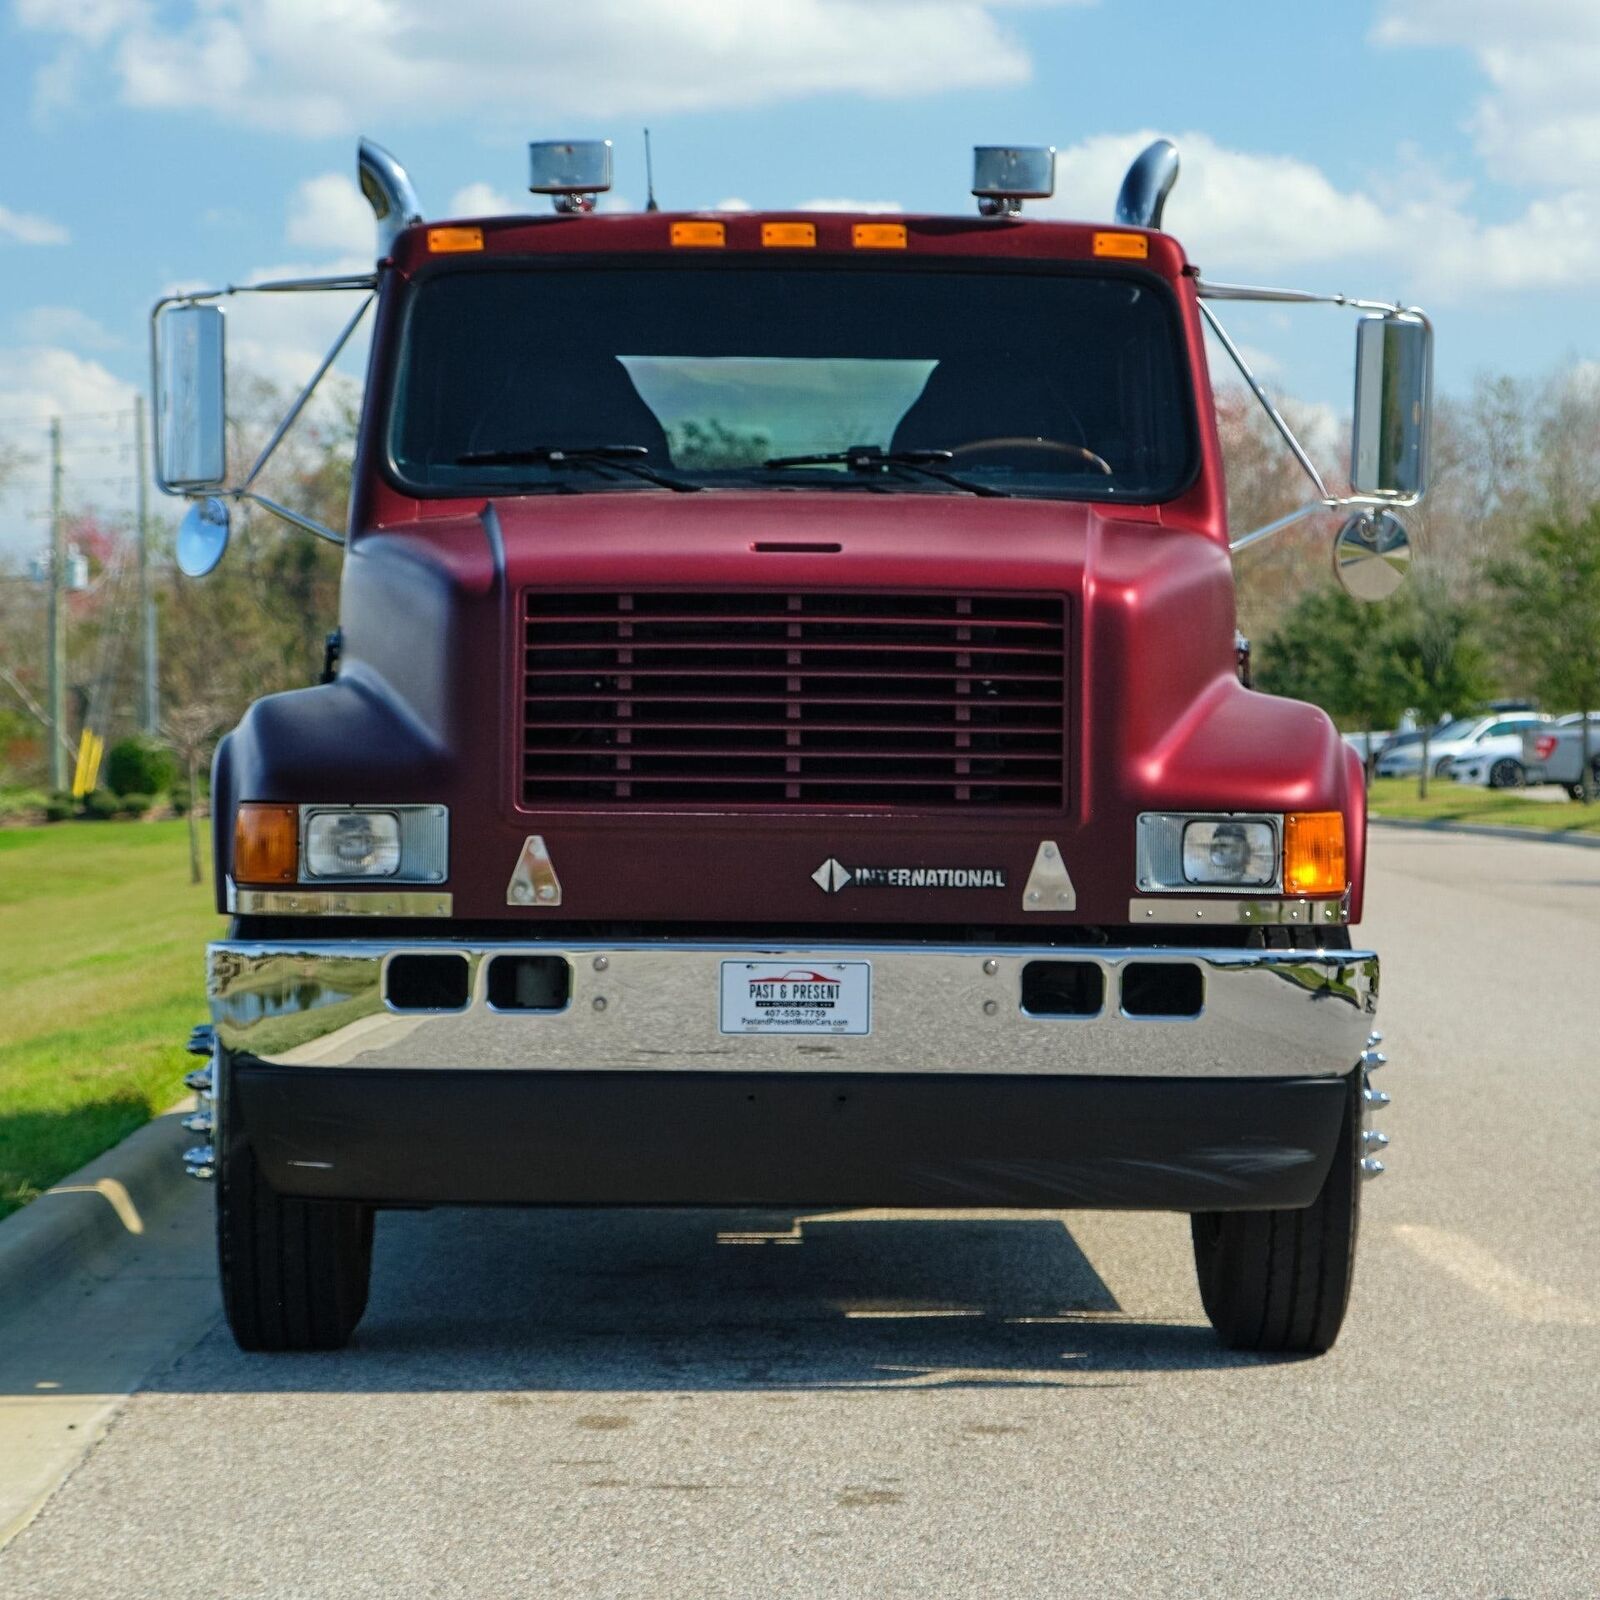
[
  {"left": 853, "top": 223, "right": 907, "bottom": 249},
  {"left": 761, "top": 222, "right": 816, "bottom": 248},
  {"left": 1093, "top": 231, "right": 1148, "bottom": 259},
  {"left": 427, "top": 226, "right": 484, "bottom": 253},
  {"left": 670, "top": 220, "right": 725, "bottom": 248}
]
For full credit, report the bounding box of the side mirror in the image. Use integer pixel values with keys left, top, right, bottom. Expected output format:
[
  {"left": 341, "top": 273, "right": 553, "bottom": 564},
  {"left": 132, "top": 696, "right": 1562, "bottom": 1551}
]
[
  {"left": 1350, "top": 312, "right": 1431, "bottom": 498},
  {"left": 155, "top": 303, "right": 227, "bottom": 492},
  {"left": 1333, "top": 509, "right": 1411, "bottom": 602}
]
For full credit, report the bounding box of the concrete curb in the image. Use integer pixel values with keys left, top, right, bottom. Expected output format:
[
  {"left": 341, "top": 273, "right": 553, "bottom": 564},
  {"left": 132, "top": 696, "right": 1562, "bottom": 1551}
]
[
  {"left": 0, "top": 1104, "right": 197, "bottom": 1320},
  {"left": 1371, "top": 816, "right": 1600, "bottom": 850}
]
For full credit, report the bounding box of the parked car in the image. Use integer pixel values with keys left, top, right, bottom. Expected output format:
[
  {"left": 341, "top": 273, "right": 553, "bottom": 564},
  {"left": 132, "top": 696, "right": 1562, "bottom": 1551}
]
[
  {"left": 1375, "top": 713, "right": 1548, "bottom": 779},
  {"left": 1524, "top": 713, "right": 1600, "bottom": 799},
  {"left": 1341, "top": 731, "right": 1394, "bottom": 765},
  {"left": 1449, "top": 733, "right": 1543, "bottom": 788}
]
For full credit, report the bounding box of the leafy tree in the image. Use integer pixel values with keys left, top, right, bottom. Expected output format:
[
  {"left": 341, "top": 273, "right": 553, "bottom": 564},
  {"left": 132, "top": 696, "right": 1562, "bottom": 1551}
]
[
  {"left": 1488, "top": 503, "right": 1600, "bottom": 802},
  {"left": 1255, "top": 588, "right": 1407, "bottom": 762},
  {"left": 1378, "top": 576, "right": 1494, "bottom": 797}
]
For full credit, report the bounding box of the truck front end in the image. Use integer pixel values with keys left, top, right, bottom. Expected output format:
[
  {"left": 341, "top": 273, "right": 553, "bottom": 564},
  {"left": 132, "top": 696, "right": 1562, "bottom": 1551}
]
[{"left": 162, "top": 139, "right": 1420, "bottom": 1354}]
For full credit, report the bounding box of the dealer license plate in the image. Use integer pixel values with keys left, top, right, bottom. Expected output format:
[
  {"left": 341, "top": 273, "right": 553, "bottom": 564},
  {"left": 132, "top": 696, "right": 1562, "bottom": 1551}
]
[{"left": 718, "top": 960, "right": 872, "bottom": 1036}]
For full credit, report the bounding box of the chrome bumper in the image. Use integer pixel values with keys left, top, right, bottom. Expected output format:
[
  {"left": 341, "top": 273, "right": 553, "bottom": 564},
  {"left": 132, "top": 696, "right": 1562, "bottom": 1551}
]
[{"left": 208, "top": 939, "right": 1377, "bottom": 1080}]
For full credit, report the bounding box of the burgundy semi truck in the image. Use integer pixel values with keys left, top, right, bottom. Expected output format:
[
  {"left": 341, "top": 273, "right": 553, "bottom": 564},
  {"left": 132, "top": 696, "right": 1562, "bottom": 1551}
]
[{"left": 156, "top": 137, "right": 1429, "bottom": 1354}]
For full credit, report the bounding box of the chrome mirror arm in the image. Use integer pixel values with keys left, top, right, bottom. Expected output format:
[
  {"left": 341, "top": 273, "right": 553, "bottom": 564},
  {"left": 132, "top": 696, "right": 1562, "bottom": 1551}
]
[
  {"left": 1197, "top": 280, "right": 1429, "bottom": 554},
  {"left": 150, "top": 276, "right": 378, "bottom": 550},
  {"left": 239, "top": 491, "right": 344, "bottom": 547},
  {"left": 240, "top": 293, "right": 373, "bottom": 492}
]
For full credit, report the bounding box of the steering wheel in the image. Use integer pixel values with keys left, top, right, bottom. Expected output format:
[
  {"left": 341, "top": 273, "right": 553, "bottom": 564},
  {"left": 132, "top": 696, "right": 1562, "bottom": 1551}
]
[{"left": 948, "top": 436, "right": 1113, "bottom": 476}]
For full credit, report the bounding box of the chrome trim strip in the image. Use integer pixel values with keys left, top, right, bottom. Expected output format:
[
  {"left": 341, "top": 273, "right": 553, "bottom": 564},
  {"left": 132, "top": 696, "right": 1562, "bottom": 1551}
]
[
  {"left": 232, "top": 889, "right": 452, "bottom": 917},
  {"left": 1127, "top": 897, "right": 1345, "bottom": 925},
  {"left": 207, "top": 938, "right": 1377, "bottom": 1079}
]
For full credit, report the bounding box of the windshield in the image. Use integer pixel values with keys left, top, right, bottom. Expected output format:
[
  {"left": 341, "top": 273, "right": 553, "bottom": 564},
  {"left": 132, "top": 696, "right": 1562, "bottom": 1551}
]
[
  {"left": 1432, "top": 718, "right": 1481, "bottom": 742},
  {"left": 387, "top": 262, "right": 1196, "bottom": 500}
]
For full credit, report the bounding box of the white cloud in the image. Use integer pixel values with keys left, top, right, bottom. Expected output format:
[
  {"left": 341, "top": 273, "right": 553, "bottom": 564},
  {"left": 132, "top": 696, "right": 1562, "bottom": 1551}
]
[
  {"left": 0, "top": 204, "right": 70, "bottom": 246},
  {"left": 1045, "top": 127, "right": 1600, "bottom": 301},
  {"left": 19, "top": 0, "right": 1090, "bottom": 133},
  {"left": 713, "top": 197, "right": 754, "bottom": 213},
  {"left": 797, "top": 197, "right": 904, "bottom": 213},
  {"left": 0, "top": 346, "right": 139, "bottom": 558},
  {"left": 13, "top": 306, "right": 123, "bottom": 350},
  {"left": 448, "top": 182, "right": 519, "bottom": 218},
  {"left": 1374, "top": 2, "right": 1600, "bottom": 186},
  {"left": 286, "top": 173, "right": 374, "bottom": 253},
  {"left": 1048, "top": 131, "right": 1387, "bottom": 269}
]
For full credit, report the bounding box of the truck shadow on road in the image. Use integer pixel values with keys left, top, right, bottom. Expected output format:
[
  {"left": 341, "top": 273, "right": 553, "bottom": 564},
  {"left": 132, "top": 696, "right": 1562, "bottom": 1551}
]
[{"left": 147, "top": 1205, "right": 1276, "bottom": 1393}]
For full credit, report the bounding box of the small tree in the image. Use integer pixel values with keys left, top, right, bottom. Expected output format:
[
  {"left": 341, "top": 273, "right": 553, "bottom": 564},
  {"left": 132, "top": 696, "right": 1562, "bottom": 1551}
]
[
  {"left": 1254, "top": 588, "right": 1407, "bottom": 777},
  {"left": 1378, "top": 578, "right": 1494, "bottom": 798},
  {"left": 164, "top": 705, "right": 222, "bottom": 886},
  {"left": 1489, "top": 504, "right": 1600, "bottom": 802}
]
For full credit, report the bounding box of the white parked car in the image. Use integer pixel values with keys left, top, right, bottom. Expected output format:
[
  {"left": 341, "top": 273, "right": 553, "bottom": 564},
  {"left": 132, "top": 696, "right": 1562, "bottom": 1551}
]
[
  {"left": 1375, "top": 713, "right": 1548, "bottom": 780},
  {"left": 1449, "top": 732, "right": 1544, "bottom": 788}
]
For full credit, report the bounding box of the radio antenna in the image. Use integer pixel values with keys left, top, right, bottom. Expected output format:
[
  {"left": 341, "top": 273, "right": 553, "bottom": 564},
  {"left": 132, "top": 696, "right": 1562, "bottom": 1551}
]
[{"left": 643, "top": 127, "right": 659, "bottom": 212}]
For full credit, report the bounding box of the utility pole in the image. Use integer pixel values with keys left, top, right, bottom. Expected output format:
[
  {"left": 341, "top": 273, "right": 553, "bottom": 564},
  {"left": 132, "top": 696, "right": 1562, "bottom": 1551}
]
[
  {"left": 135, "top": 395, "right": 158, "bottom": 732},
  {"left": 47, "top": 417, "right": 67, "bottom": 792}
]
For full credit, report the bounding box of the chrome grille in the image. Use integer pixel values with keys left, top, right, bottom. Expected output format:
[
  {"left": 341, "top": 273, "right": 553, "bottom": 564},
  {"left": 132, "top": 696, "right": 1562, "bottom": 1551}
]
[{"left": 521, "top": 592, "right": 1067, "bottom": 807}]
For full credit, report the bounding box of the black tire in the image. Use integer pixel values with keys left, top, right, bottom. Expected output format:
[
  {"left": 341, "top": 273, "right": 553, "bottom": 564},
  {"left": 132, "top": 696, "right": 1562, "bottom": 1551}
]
[
  {"left": 1488, "top": 757, "right": 1524, "bottom": 789},
  {"left": 1190, "top": 1069, "right": 1361, "bottom": 1355},
  {"left": 217, "top": 1136, "right": 373, "bottom": 1352},
  {"left": 1194, "top": 923, "right": 1361, "bottom": 1355},
  {"left": 1432, "top": 756, "right": 1453, "bottom": 777}
]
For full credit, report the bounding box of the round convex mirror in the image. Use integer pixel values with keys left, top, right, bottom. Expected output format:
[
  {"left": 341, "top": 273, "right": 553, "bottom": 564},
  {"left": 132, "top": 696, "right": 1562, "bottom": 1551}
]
[
  {"left": 1333, "top": 510, "right": 1410, "bottom": 602},
  {"left": 176, "top": 496, "right": 232, "bottom": 578}
]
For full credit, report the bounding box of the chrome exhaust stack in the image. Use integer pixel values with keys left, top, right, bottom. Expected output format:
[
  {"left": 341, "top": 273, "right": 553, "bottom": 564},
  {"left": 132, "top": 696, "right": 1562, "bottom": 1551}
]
[{"left": 358, "top": 138, "right": 424, "bottom": 256}]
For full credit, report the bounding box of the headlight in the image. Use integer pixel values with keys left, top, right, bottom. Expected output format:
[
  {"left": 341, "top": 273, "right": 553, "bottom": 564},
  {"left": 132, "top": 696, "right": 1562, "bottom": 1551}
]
[
  {"left": 305, "top": 811, "right": 401, "bottom": 878},
  {"left": 298, "top": 804, "right": 448, "bottom": 883},
  {"left": 1136, "top": 812, "right": 1282, "bottom": 893},
  {"left": 1181, "top": 819, "right": 1277, "bottom": 886}
]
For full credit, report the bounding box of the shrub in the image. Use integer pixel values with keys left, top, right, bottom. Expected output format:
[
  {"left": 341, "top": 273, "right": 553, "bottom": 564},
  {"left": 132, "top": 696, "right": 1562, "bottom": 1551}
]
[
  {"left": 0, "top": 789, "right": 49, "bottom": 821},
  {"left": 169, "top": 789, "right": 191, "bottom": 817},
  {"left": 43, "top": 794, "right": 75, "bottom": 823},
  {"left": 105, "top": 736, "right": 178, "bottom": 798},
  {"left": 82, "top": 788, "right": 121, "bottom": 820},
  {"left": 116, "top": 792, "right": 154, "bottom": 818}
]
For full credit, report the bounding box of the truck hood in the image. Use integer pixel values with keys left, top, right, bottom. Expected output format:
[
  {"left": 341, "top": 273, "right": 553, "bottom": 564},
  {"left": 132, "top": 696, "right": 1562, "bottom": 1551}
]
[{"left": 248, "top": 490, "right": 1354, "bottom": 925}]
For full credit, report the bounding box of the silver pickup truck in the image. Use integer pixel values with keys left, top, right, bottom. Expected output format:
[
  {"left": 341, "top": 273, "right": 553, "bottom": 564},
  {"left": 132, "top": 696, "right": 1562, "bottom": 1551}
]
[{"left": 1524, "top": 714, "right": 1600, "bottom": 798}]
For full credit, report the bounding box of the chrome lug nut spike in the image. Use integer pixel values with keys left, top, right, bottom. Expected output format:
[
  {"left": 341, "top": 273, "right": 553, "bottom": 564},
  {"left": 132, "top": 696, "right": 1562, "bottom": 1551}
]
[
  {"left": 184, "top": 1162, "right": 215, "bottom": 1181},
  {"left": 183, "top": 1066, "right": 213, "bottom": 1093},
  {"left": 1362, "top": 1129, "right": 1390, "bottom": 1151},
  {"left": 1360, "top": 1048, "right": 1387, "bottom": 1070},
  {"left": 1360, "top": 1156, "right": 1387, "bottom": 1179},
  {"left": 1364, "top": 1087, "right": 1391, "bottom": 1109},
  {"left": 1367, "top": 1031, "right": 1383, "bottom": 1047},
  {"left": 186, "top": 1024, "right": 216, "bottom": 1057},
  {"left": 183, "top": 1142, "right": 215, "bottom": 1168},
  {"left": 181, "top": 1111, "right": 213, "bottom": 1136}
]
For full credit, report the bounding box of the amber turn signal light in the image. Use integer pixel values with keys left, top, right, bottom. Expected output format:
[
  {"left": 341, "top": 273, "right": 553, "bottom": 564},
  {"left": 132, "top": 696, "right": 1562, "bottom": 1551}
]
[
  {"left": 1283, "top": 812, "right": 1346, "bottom": 896},
  {"left": 235, "top": 804, "right": 299, "bottom": 885}
]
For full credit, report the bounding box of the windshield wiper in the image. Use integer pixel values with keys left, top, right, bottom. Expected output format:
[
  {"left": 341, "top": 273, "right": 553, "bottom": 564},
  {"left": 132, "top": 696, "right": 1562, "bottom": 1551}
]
[
  {"left": 454, "top": 444, "right": 701, "bottom": 492},
  {"left": 762, "top": 445, "right": 1009, "bottom": 498}
]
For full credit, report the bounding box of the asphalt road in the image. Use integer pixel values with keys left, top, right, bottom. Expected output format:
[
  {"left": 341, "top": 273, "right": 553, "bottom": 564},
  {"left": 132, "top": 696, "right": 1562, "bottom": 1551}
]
[{"left": 2, "top": 828, "right": 1596, "bottom": 1598}]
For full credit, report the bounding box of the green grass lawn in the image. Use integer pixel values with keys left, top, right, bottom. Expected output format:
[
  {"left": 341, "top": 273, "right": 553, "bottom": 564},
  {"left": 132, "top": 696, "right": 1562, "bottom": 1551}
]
[
  {"left": 1368, "top": 777, "right": 1600, "bottom": 835},
  {"left": 0, "top": 821, "right": 224, "bottom": 1219}
]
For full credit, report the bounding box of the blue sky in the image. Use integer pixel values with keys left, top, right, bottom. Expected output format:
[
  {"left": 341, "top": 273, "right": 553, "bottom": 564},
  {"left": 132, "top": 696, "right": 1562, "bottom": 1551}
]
[{"left": 1, "top": 0, "right": 1596, "bottom": 552}]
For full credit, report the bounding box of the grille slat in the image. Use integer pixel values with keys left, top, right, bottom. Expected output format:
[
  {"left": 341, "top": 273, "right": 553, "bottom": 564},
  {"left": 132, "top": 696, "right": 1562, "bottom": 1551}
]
[{"left": 520, "top": 591, "right": 1067, "bottom": 808}]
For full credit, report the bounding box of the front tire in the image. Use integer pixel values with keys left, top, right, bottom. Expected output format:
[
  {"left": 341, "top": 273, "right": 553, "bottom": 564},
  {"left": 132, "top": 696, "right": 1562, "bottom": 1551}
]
[
  {"left": 217, "top": 1136, "right": 373, "bottom": 1352},
  {"left": 1488, "top": 757, "right": 1524, "bottom": 789},
  {"left": 1191, "top": 1069, "right": 1361, "bottom": 1354}
]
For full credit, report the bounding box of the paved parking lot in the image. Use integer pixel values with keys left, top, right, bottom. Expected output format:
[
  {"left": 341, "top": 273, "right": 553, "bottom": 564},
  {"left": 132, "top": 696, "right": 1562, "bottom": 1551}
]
[{"left": 1, "top": 828, "right": 1596, "bottom": 1597}]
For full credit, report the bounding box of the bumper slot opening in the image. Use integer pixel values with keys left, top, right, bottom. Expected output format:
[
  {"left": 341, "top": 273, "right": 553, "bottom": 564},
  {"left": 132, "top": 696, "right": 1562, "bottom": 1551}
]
[
  {"left": 1120, "top": 961, "right": 1204, "bottom": 1018},
  {"left": 486, "top": 954, "right": 571, "bottom": 1012},
  {"left": 1020, "top": 959, "right": 1104, "bottom": 1017},
  {"left": 385, "top": 953, "right": 470, "bottom": 1012}
]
